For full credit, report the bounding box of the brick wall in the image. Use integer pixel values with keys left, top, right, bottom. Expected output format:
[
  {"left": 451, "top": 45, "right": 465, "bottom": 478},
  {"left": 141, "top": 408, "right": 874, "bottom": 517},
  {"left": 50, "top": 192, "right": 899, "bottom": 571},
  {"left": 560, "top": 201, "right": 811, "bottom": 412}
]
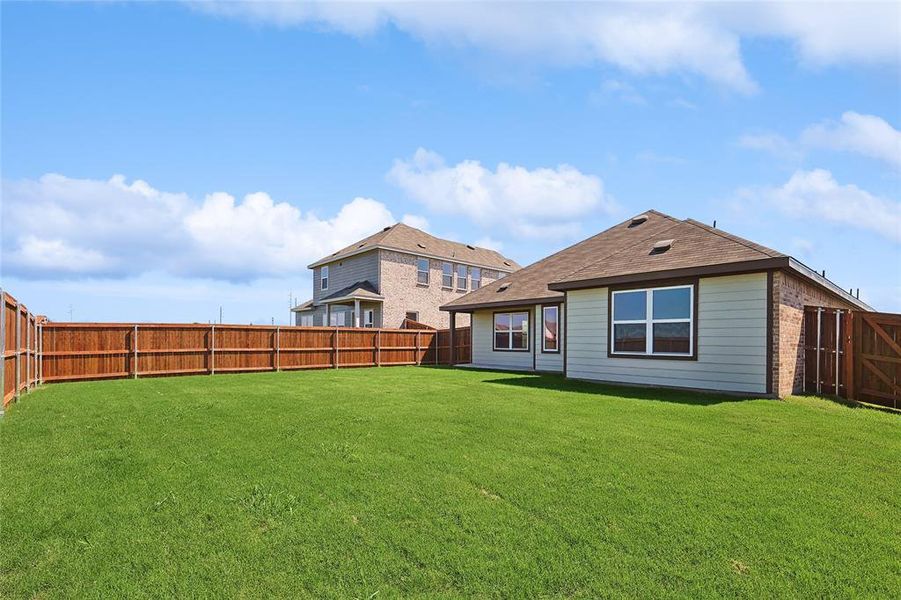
[
  {"left": 378, "top": 250, "right": 504, "bottom": 328},
  {"left": 772, "top": 271, "right": 855, "bottom": 397}
]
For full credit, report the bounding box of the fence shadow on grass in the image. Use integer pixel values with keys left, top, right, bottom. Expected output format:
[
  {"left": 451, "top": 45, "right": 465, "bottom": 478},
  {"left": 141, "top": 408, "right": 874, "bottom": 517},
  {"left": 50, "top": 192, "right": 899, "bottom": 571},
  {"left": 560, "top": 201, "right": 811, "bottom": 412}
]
[{"left": 479, "top": 373, "right": 757, "bottom": 407}]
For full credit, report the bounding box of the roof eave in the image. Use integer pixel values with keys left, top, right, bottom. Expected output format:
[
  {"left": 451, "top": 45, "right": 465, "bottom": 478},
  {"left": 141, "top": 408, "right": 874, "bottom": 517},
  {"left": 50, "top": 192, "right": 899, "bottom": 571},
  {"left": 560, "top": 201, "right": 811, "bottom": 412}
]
[
  {"left": 786, "top": 258, "right": 872, "bottom": 311},
  {"left": 547, "top": 257, "right": 791, "bottom": 291},
  {"left": 308, "top": 244, "right": 517, "bottom": 272},
  {"left": 440, "top": 294, "right": 564, "bottom": 313}
]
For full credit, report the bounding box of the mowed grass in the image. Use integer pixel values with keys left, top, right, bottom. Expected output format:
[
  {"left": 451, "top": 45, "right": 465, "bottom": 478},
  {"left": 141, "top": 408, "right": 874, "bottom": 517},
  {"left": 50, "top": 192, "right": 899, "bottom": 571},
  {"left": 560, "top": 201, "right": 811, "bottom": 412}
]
[{"left": 1, "top": 368, "right": 898, "bottom": 598}]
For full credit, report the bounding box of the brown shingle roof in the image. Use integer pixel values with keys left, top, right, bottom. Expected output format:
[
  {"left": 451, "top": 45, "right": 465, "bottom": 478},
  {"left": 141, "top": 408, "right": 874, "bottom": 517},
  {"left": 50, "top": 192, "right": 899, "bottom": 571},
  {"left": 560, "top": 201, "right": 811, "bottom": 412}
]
[
  {"left": 442, "top": 209, "right": 867, "bottom": 312},
  {"left": 308, "top": 223, "right": 520, "bottom": 272},
  {"left": 320, "top": 281, "right": 383, "bottom": 303},
  {"left": 441, "top": 210, "right": 682, "bottom": 311}
]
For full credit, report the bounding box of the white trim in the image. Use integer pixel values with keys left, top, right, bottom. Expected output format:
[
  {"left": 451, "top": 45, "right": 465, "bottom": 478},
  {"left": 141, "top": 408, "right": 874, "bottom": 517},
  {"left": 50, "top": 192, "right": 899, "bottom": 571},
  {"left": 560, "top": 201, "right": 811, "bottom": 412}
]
[
  {"left": 493, "top": 311, "right": 530, "bottom": 351},
  {"left": 471, "top": 267, "right": 482, "bottom": 290},
  {"left": 456, "top": 264, "right": 468, "bottom": 292},
  {"left": 363, "top": 309, "right": 374, "bottom": 328},
  {"left": 610, "top": 284, "right": 693, "bottom": 357},
  {"left": 442, "top": 262, "right": 454, "bottom": 289},
  {"left": 321, "top": 294, "right": 384, "bottom": 304},
  {"left": 320, "top": 265, "right": 329, "bottom": 291}
]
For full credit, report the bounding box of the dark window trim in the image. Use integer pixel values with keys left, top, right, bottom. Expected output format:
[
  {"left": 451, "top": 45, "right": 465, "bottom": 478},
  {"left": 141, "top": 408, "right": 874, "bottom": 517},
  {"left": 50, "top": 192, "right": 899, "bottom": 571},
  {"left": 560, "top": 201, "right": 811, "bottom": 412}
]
[
  {"left": 606, "top": 277, "right": 699, "bottom": 361},
  {"left": 540, "top": 303, "right": 562, "bottom": 354},
  {"left": 492, "top": 309, "right": 531, "bottom": 353}
]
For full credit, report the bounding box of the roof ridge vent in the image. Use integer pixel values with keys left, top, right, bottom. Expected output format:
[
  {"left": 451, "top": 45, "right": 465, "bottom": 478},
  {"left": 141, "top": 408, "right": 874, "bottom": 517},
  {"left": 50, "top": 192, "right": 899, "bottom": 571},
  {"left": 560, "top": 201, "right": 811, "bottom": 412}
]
[
  {"left": 629, "top": 214, "right": 649, "bottom": 227},
  {"left": 651, "top": 239, "right": 674, "bottom": 254},
  {"left": 466, "top": 244, "right": 475, "bottom": 250},
  {"left": 497, "top": 283, "right": 510, "bottom": 292},
  {"left": 383, "top": 226, "right": 392, "bottom": 231},
  {"left": 417, "top": 242, "right": 426, "bottom": 249}
]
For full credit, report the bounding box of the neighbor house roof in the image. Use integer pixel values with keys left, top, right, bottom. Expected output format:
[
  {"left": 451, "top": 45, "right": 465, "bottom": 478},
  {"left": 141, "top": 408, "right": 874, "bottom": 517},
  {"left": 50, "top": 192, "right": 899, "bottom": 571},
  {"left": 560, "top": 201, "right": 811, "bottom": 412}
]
[
  {"left": 290, "top": 299, "right": 316, "bottom": 313},
  {"left": 307, "top": 222, "right": 520, "bottom": 272},
  {"left": 319, "top": 281, "right": 384, "bottom": 304},
  {"left": 442, "top": 209, "right": 870, "bottom": 312}
]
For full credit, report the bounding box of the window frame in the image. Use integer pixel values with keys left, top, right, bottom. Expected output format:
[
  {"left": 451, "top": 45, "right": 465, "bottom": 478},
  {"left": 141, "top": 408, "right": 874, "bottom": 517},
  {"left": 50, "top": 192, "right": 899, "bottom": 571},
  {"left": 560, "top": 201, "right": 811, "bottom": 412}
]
[
  {"left": 456, "top": 264, "right": 468, "bottom": 292},
  {"left": 493, "top": 310, "right": 531, "bottom": 352},
  {"left": 441, "top": 262, "right": 453, "bottom": 289},
  {"left": 320, "top": 265, "right": 329, "bottom": 291},
  {"left": 541, "top": 304, "right": 561, "bottom": 354},
  {"left": 405, "top": 311, "right": 419, "bottom": 323},
  {"left": 416, "top": 257, "right": 429, "bottom": 286},
  {"left": 471, "top": 267, "right": 482, "bottom": 290},
  {"left": 608, "top": 280, "right": 698, "bottom": 361},
  {"left": 363, "top": 309, "right": 374, "bottom": 328}
]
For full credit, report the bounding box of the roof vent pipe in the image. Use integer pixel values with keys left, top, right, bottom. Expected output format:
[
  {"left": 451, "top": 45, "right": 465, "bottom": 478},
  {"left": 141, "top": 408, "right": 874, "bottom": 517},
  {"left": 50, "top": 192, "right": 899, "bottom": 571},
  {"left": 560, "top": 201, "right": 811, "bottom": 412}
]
[{"left": 713, "top": 220, "right": 717, "bottom": 228}]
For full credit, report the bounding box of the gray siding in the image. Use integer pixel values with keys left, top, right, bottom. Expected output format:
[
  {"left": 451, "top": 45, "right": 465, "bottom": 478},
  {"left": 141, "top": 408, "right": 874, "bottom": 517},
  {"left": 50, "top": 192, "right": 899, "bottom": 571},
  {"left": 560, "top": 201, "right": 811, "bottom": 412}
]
[
  {"left": 313, "top": 251, "right": 380, "bottom": 303},
  {"left": 534, "top": 304, "right": 564, "bottom": 373},
  {"left": 471, "top": 309, "right": 534, "bottom": 371},
  {"left": 566, "top": 273, "right": 768, "bottom": 394}
]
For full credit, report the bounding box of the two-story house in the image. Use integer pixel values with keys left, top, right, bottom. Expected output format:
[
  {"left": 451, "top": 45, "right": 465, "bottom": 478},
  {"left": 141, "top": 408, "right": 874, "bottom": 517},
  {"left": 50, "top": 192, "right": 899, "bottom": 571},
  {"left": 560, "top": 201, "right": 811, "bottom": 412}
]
[{"left": 292, "top": 223, "right": 520, "bottom": 329}]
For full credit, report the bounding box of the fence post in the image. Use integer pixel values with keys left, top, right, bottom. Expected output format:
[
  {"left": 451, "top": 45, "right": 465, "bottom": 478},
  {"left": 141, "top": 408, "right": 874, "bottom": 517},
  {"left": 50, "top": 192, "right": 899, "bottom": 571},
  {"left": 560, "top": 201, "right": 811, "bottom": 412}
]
[
  {"left": 132, "top": 324, "right": 138, "bottom": 379},
  {"left": 210, "top": 324, "right": 216, "bottom": 375},
  {"left": 834, "top": 309, "right": 841, "bottom": 396},
  {"left": 334, "top": 327, "right": 339, "bottom": 369},
  {"left": 15, "top": 304, "right": 21, "bottom": 401},
  {"left": 843, "top": 311, "right": 854, "bottom": 400},
  {"left": 415, "top": 330, "right": 421, "bottom": 365},
  {"left": 275, "top": 326, "right": 280, "bottom": 372},
  {"left": 0, "top": 290, "right": 5, "bottom": 403},
  {"left": 815, "top": 307, "right": 822, "bottom": 394},
  {"left": 376, "top": 329, "right": 381, "bottom": 367},
  {"left": 38, "top": 322, "right": 43, "bottom": 385},
  {"left": 26, "top": 312, "right": 31, "bottom": 390}
]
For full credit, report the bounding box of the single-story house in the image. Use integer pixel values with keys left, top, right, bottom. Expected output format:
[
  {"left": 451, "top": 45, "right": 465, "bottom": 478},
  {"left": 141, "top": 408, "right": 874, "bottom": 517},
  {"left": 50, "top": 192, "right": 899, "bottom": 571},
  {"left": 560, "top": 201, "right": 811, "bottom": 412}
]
[{"left": 441, "top": 210, "right": 871, "bottom": 397}]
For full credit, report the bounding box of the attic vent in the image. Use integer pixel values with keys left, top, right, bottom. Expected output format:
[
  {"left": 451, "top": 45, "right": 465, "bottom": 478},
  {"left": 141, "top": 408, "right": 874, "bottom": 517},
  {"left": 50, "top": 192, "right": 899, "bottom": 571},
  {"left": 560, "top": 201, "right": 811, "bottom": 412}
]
[
  {"left": 382, "top": 226, "right": 392, "bottom": 231},
  {"left": 503, "top": 261, "right": 511, "bottom": 266},
  {"left": 630, "top": 214, "right": 649, "bottom": 227},
  {"left": 417, "top": 243, "right": 426, "bottom": 249},
  {"left": 651, "top": 239, "right": 674, "bottom": 254},
  {"left": 358, "top": 243, "right": 366, "bottom": 248},
  {"left": 497, "top": 283, "right": 510, "bottom": 292},
  {"left": 466, "top": 244, "right": 475, "bottom": 250}
]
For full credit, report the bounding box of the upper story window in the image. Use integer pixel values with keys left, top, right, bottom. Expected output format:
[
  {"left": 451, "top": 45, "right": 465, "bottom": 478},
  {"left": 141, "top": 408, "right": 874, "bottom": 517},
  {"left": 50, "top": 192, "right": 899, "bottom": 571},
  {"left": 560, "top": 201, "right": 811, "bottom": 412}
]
[
  {"left": 611, "top": 284, "right": 693, "bottom": 357},
  {"left": 321, "top": 265, "right": 329, "bottom": 291},
  {"left": 471, "top": 267, "right": 481, "bottom": 290},
  {"left": 542, "top": 305, "right": 559, "bottom": 353},
  {"left": 416, "top": 257, "right": 429, "bottom": 286},
  {"left": 442, "top": 262, "right": 453, "bottom": 288},
  {"left": 456, "top": 264, "right": 468, "bottom": 291},
  {"left": 494, "top": 311, "right": 529, "bottom": 351}
]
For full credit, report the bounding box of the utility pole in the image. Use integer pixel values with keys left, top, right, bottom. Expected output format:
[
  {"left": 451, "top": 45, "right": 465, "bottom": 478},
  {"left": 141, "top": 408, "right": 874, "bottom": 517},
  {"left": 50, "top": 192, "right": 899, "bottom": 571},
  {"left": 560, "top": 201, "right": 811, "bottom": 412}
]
[
  {"left": 219, "top": 306, "right": 223, "bottom": 324},
  {"left": 68, "top": 304, "right": 73, "bottom": 321},
  {"left": 288, "top": 292, "right": 293, "bottom": 326}
]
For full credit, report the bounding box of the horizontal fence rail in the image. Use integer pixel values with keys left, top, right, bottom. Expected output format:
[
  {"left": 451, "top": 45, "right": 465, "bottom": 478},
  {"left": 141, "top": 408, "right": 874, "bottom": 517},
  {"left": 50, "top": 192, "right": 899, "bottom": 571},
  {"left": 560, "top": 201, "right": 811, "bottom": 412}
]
[{"left": 39, "top": 322, "right": 471, "bottom": 384}]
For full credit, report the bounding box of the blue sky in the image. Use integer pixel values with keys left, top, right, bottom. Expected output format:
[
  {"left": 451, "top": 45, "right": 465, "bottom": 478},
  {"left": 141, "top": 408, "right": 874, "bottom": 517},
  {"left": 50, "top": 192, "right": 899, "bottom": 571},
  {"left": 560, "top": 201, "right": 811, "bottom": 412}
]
[{"left": 2, "top": 1, "right": 899, "bottom": 323}]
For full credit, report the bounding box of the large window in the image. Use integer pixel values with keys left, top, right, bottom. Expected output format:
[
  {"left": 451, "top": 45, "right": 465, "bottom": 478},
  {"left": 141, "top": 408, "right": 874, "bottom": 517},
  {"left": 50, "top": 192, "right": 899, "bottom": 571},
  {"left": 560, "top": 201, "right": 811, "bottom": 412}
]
[
  {"left": 494, "top": 311, "right": 529, "bottom": 351},
  {"left": 329, "top": 310, "right": 346, "bottom": 327},
  {"left": 363, "top": 309, "right": 374, "bottom": 328},
  {"left": 442, "top": 262, "right": 453, "bottom": 288},
  {"left": 299, "top": 314, "right": 314, "bottom": 327},
  {"left": 456, "top": 264, "right": 468, "bottom": 291},
  {"left": 471, "top": 267, "right": 482, "bottom": 290},
  {"left": 321, "top": 265, "right": 329, "bottom": 291},
  {"left": 416, "top": 257, "right": 429, "bottom": 285},
  {"left": 542, "top": 305, "right": 559, "bottom": 353},
  {"left": 611, "top": 284, "right": 693, "bottom": 357}
]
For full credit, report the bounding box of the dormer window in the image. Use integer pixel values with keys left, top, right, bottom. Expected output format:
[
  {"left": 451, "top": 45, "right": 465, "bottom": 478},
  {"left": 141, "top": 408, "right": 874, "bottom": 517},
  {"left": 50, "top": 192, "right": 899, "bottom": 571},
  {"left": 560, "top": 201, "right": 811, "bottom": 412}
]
[{"left": 321, "top": 265, "right": 329, "bottom": 291}]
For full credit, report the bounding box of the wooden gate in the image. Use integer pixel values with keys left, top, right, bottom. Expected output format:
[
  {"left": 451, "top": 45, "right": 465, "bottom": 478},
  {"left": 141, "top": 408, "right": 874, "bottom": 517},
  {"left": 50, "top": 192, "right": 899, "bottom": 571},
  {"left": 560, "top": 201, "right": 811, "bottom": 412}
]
[
  {"left": 852, "top": 312, "right": 900, "bottom": 409},
  {"left": 802, "top": 306, "right": 851, "bottom": 398}
]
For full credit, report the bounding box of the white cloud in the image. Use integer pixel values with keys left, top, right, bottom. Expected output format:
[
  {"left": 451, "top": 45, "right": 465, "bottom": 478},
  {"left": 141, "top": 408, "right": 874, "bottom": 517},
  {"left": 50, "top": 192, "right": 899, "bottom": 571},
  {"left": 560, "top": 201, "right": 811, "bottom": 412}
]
[
  {"left": 400, "top": 214, "right": 430, "bottom": 231},
  {"left": 737, "top": 169, "right": 901, "bottom": 243},
  {"left": 801, "top": 112, "right": 901, "bottom": 168},
  {"left": 474, "top": 236, "right": 503, "bottom": 252},
  {"left": 188, "top": 2, "right": 901, "bottom": 93},
  {"left": 387, "top": 148, "right": 611, "bottom": 239},
  {"left": 738, "top": 111, "right": 900, "bottom": 167},
  {"left": 737, "top": 133, "right": 803, "bottom": 162},
  {"left": 1, "top": 174, "right": 415, "bottom": 281}
]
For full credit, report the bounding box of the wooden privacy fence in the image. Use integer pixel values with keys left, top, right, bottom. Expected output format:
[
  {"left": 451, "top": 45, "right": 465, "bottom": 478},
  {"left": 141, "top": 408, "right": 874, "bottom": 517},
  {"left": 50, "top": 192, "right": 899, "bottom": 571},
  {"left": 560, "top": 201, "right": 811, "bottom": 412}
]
[
  {"left": 2, "top": 291, "right": 42, "bottom": 407},
  {"left": 38, "top": 323, "right": 471, "bottom": 385},
  {"left": 803, "top": 307, "right": 900, "bottom": 410}
]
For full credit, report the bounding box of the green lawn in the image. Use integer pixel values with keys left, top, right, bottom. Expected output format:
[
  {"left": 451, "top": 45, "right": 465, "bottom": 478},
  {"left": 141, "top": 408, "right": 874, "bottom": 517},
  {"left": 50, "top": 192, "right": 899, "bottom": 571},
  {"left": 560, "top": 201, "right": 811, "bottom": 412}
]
[{"left": 2, "top": 368, "right": 898, "bottom": 598}]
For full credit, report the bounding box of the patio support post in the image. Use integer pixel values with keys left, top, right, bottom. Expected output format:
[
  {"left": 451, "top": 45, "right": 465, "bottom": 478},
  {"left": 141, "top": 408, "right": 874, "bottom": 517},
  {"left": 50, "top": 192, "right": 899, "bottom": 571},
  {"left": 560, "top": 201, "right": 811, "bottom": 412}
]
[
  {"left": 325, "top": 304, "right": 331, "bottom": 327},
  {"left": 354, "top": 299, "right": 360, "bottom": 328},
  {"left": 449, "top": 311, "right": 456, "bottom": 366}
]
